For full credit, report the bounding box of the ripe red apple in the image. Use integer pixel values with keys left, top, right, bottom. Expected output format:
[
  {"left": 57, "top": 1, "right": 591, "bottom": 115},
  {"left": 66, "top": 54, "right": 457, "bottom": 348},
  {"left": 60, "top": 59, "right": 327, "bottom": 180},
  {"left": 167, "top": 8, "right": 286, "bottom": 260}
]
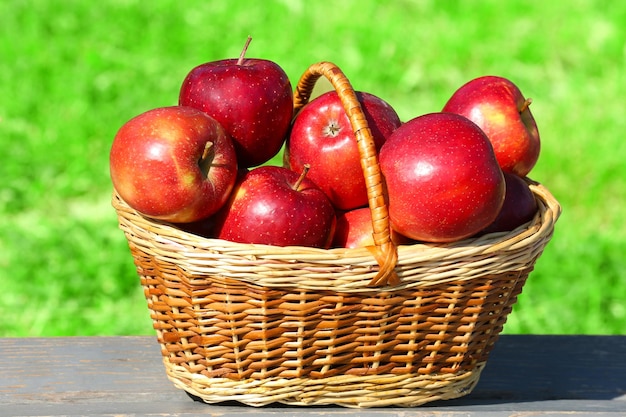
[
  {"left": 109, "top": 106, "right": 238, "bottom": 223},
  {"left": 286, "top": 90, "right": 402, "bottom": 210},
  {"left": 480, "top": 172, "right": 538, "bottom": 234},
  {"left": 379, "top": 112, "right": 505, "bottom": 243},
  {"left": 442, "top": 75, "right": 540, "bottom": 177},
  {"left": 213, "top": 165, "right": 336, "bottom": 248},
  {"left": 179, "top": 37, "right": 293, "bottom": 168},
  {"left": 174, "top": 167, "right": 250, "bottom": 237},
  {"left": 332, "top": 206, "right": 411, "bottom": 249}
]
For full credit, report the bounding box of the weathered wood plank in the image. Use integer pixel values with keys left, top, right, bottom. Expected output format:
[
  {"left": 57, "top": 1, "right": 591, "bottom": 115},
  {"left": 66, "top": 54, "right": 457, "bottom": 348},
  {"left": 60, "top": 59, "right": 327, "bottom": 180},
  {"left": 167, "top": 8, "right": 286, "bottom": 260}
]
[{"left": 0, "top": 335, "right": 624, "bottom": 416}]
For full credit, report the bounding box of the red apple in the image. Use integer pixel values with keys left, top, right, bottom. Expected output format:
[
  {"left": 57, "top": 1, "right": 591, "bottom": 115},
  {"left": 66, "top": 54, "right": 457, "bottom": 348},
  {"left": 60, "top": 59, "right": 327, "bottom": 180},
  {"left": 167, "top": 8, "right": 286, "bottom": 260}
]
[
  {"left": 379, "top": 112, "right": 505, "bottom": 243},
  {"left": 442, "top": 75, "right": 540, "bottom": 177},
  {"left": 213, "top": 165, "right": 336, "bottom": 248},
  {"left": 179, "top": 37, "right": 293, "bottom": 168},
  {"left": 480, "top": 172, "right": 538, "bottom": 234},
  {"left": 174, "top": 167, "right": 250, "bottom": 237},
  {"left": 286, "top": 90, "right": 402, "bottom": 210},
  {"left": 332, "top": 206, "right": 411, "bottom": 249},
  {"left": 109, "top": 106, "right": 238, "bottom": 223}
]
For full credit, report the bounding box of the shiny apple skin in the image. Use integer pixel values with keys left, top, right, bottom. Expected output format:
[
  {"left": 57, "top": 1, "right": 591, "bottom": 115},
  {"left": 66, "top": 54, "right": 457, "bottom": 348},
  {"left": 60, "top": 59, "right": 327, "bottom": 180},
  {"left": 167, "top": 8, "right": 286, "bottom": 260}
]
[
  {"left": 213, "top": 166, "right": 336, "bottom": 248},
  {"left": 442, "top": 75, "right": 540, "bottom": 177},
  {"left": 287, "top": 91, "right": 401, "bottom": 210},
  {"left": 379, "top": 112, "right": 505, "bottom": 243},
  {"left": 109, "top": 106, "right": 238, "bottom": 223},
  {"left": 332, "top": 206, "right": 411, "bottom": 248},
  {"left": 179, "top": 58, "right": 293, "bottom": 168}
]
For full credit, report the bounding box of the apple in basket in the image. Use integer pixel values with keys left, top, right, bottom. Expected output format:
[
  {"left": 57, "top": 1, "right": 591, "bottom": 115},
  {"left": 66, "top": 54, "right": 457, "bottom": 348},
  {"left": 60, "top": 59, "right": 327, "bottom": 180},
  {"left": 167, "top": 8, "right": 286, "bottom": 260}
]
[
  {"left": 332, "top": 206, "right": 411, "bottom": 249},
  {"left": 480, "top": 171, "right": 538, "bottom": 234},
  {"left": 379, "top": 112, "right": 505, "bottom": 243},
  {"left": 286, "top": 90, "right": 402, "bottom": 210},
  {"left": 179, "top": 36, "right": 293, "bottom": 168},
  {"left": 212, "top": 165, "right": 336, "bottom": 248},
  {"left": 109, "top": 106, "right": 238, "bottom": 223},
  {"left": 442, "top": 75, "right": 540, "bottom": 177}
]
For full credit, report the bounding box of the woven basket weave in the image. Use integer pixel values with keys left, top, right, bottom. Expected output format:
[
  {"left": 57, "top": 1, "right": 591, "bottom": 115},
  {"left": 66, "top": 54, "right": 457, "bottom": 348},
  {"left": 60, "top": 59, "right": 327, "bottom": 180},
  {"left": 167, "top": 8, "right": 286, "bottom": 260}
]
[{"left": 112, "top": 62, "right": 561, "bottom": 408}]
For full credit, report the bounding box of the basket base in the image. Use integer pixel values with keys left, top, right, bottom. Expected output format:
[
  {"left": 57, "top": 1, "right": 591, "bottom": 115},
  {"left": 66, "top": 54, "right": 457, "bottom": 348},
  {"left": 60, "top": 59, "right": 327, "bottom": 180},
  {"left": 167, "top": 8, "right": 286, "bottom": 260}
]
[{"left": 164, "top": 358, "right": 485, "bottom": 408}]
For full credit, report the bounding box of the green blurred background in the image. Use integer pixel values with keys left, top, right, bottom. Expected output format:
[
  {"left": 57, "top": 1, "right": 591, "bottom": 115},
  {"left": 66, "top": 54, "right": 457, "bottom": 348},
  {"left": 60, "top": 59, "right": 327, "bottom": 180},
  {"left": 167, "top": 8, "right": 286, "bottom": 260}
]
[{"left": 1, "top": 0, "right": 624, "bottom": 336}]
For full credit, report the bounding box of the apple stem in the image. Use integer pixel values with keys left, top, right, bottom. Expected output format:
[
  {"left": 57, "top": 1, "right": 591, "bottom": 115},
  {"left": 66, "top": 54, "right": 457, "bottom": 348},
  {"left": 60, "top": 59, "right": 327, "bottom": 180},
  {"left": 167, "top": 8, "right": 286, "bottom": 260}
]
[
  {"left": 519, "top": 98, "right": 532, "bottom": 113},
  {"left": 293, "top": 164, "right": 310, "bottom": 191},
  {"left": 237, "top": 36, "right": 252, "bottom": 65},
  {"left": 199, "top": 141, "right": 215, "bottom": 176}
]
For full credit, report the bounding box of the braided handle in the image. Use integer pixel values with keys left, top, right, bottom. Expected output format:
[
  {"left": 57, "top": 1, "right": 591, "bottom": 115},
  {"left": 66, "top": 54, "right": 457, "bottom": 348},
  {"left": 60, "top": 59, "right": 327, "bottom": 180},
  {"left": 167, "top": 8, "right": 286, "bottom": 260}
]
[{"left": 293, "top": 62, "right": 399, "bottom": 287}]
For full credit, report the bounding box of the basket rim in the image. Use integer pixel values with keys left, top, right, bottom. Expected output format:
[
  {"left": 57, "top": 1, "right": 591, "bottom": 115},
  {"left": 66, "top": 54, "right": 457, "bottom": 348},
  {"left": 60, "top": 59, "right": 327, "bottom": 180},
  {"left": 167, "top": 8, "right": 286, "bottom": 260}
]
[
  {"left": 112, "top": 178, "right": 560, "bottom": 291},
  {"left": 113, "top": 179, "right": 560, "bottom": 257}
]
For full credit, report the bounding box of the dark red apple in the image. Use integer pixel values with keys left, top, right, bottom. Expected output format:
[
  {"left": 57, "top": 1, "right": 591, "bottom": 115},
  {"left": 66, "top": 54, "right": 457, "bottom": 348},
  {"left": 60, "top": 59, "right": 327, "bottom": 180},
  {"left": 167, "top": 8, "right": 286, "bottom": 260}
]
[
  {"left": 332, "top": 206, "right": 411, "bottom": 249},
  {"left": 175, "top": 216, "right": 216, "bottom": 238},
  {"left": 442, "top": 75, "right": 540, "bottom": 177},
  {"left": 379, "top": 112, "right": 505, "bottom": 243},
  {"left": 109, "top": 106, "right": 238, "bottom": 223},
  {"left": 213, "top": 165, "right": 336, "bottom": 248},
  {"left": 286, "top": 90, "right": 402, "bottom": 210},
  {"left": 179, "top": 37, "right": 293, "bottom": 168},
  {"left": 481, "top": 172, "right": 538, "bottom": 234}
]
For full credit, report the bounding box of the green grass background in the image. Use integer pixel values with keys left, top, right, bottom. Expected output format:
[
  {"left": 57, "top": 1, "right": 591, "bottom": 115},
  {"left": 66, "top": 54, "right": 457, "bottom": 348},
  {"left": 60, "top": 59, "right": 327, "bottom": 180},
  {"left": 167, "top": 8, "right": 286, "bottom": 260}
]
[{"left": 1, "top": 0, "right": 624, "bottom": 336}]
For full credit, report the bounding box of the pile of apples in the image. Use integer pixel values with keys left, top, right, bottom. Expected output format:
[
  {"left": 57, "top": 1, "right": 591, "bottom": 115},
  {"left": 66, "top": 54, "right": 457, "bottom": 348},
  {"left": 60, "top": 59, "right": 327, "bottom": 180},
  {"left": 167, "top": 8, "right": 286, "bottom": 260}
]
[{"left": 110, "top": 38, "right": 541, "bottom": 249}]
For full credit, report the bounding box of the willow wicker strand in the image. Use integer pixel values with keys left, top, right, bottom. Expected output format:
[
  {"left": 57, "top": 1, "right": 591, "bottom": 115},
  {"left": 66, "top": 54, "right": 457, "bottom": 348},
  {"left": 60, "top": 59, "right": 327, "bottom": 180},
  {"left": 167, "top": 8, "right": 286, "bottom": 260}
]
[
  {"left": 113, "top": 181, "right": 558, "bottom": 291},
  {"left": 166, "top": 361, "right": 486, "bottom": 408},
  {"left": 112, "top": 175, "right": 560, "bottom": 408}
]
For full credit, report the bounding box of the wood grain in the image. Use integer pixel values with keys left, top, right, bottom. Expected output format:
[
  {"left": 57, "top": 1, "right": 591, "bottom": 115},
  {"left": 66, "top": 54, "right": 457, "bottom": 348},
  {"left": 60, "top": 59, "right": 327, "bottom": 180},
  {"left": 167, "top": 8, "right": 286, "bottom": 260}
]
[{"left": 0, "top": 335, "right": 624, "bottom": 416}]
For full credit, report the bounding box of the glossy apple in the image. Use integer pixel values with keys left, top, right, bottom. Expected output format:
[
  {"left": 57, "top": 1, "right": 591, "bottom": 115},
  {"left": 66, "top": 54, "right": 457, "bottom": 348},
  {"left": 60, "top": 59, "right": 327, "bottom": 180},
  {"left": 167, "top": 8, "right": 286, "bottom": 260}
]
[
  {"left": 286, "top": 90, "right": 402, "bottom": 210},
  {"left": 442, "top": 75, "right": 540, "bottom": 177},
  {"left": 332, "top": 206, "right": 411, "bottom": 249},
  {"left": 174, "top": 167, "right": 249, "bottom": 237},
  {"left": 213, "top": 165, "right": 336, "bottom": 248},
  {"left": 179, "top": 37, "right": 293, "bottom": 168},
  {"left": 109, "top": 106, "right": 238, "bottom": 223},
  {"left": 480, "top": 172, "right": 538, "bottom": 234},
  {"left": 379, "top": 112, "right": 505, "bottom": 243}
]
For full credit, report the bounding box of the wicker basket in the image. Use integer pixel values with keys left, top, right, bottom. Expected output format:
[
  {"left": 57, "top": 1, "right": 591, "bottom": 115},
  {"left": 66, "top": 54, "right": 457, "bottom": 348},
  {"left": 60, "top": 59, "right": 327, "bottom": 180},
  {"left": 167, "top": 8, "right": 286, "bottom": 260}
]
[{"left": 112, "top": 62, "right": 561, "bottom": 408}]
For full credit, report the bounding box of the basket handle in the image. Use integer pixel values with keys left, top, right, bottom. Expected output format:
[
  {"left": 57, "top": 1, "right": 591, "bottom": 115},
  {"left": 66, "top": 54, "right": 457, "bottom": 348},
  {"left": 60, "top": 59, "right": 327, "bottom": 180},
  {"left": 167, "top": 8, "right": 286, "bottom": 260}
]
[{"left": 293, "top": 62, "right": 399, "bottom": 287}]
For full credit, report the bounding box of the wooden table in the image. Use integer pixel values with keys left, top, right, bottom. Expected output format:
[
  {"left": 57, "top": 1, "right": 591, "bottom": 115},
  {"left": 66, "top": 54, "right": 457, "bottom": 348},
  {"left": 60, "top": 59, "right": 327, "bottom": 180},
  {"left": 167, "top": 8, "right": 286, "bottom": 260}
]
[{"left": 1, "top": 335, "right": 624, "bottom": 416}]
